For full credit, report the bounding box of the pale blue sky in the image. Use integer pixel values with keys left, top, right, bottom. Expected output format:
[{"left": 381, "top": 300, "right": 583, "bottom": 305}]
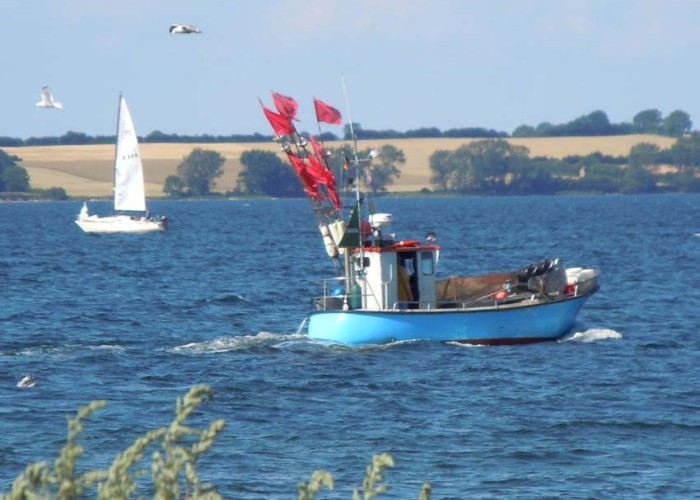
[{"left": 3, "top": 0, "right": 700, "bottom": 139}]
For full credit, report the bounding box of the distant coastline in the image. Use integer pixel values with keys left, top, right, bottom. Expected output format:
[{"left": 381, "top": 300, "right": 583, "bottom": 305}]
[{"left": 4, "top": 134, "right": 676, "bottom": 198}]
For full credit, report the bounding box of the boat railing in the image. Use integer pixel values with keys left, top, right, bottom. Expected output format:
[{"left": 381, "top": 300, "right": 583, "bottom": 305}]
[
  {"left": 313, "top": 276, "right": 386, "bottom": 311},
  {"left": 313, "top": 277, "right": 348, "bottom": 311}
]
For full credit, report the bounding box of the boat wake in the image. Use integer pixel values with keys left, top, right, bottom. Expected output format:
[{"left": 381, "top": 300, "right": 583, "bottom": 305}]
[
  {"left": 6, "top": 343, "right": 127, "bottom": 357},
  {"left": 197, "top": 293, "right": 246, "bottom": 305},
  {"left": 561, "top": 328, "right": 622, "bottom": 343},
  {"left": 168, "top": 332, "right": 308, "bottom": 353}
]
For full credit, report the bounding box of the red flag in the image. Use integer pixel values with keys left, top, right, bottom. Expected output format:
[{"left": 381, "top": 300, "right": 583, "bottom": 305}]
[
  {"left": 309, "top": 135, "right": 327, "bottom": 163},
  {"left": 305, "top": 154, "right": 327, "bottom": 182},
  {"left": 308, "top": 138, "right": 341, "bottom": 210},
  {"left": 313, "top": 98, "right": 342, "bottom": 125},
  {"left": 287, "top": 153, "right": 322, "bottom": 201},
  {"left": 308, "top": 156, "right": 341, "bottom": 210},
  {"left": 260, "top": 99, "right": 294, "bottom": 136},
  {"left": 272, "top": 92, "right": 299, "bottom": 121}
]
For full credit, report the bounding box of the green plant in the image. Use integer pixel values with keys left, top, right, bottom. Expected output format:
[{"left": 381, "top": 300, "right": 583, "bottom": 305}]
[
  {"left": 5, "top": 387, "right": 431, "bottom": 499},
  {"left": 5, "top": 385, "right": 225, "bottom": 500}
]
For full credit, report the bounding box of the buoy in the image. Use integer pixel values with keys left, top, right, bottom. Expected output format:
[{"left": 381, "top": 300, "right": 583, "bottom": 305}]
[
  {"left": 395, "top": 240, "right": 420, "bottom": 248},
  {"left": 349, "top": 283, "right": 362, "bottom": 309},
  {"left": 319, "top": 224, "right": 338, "bottom": 257}
]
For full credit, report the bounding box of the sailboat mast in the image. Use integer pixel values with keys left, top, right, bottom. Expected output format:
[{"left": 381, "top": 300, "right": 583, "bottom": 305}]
[{"left": 113, "top": 93, "right": 122, "bottom": 211}]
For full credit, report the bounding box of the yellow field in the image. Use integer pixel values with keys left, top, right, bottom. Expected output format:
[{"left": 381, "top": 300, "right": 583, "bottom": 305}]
[{"left": 5, "top": 134, "right": 676, "bottom": 197}]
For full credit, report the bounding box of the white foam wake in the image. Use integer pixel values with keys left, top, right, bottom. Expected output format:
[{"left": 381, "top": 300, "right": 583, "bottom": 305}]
[
  {"left": 169, "top": 332, "right": 306, "bottom": 353},
  {"left": 562, "top": 328, "right": 622, "bottom": 343}
]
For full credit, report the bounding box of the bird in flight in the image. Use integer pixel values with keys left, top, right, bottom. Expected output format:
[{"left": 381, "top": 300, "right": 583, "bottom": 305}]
[
  {"left": 169, "top": 24, "right": 202, "bottom": 34},
  {"left": 36, "top": 85, "right": 62, "bottom": 109}
]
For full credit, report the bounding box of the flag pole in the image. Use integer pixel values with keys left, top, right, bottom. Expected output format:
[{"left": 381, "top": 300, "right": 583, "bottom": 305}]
[
  {"left": 313, "top": 99, "right": 342, "bottom": 210},
  {"left": 340, "top": 75, "right": 365, "bottom": 309}
]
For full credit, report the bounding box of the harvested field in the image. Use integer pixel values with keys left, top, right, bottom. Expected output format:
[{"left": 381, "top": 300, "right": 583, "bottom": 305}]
[{"left": 5, "top": 134, "right": 676, "bottom": 197}]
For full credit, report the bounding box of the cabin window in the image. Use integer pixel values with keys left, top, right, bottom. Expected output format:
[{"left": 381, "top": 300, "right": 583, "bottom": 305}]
[{"left": 421, "top": 252, "right": 434, "bottom": 275}]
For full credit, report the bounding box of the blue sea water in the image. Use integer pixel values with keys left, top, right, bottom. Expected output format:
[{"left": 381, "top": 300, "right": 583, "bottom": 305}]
[{"left": 1, "top": 194, "right": 699, "bottom": 498}]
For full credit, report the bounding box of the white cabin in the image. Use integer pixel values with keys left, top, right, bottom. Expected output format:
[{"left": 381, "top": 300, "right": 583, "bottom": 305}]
[{"left": 352, "top": 241, "right": 440, "bottom": 311}]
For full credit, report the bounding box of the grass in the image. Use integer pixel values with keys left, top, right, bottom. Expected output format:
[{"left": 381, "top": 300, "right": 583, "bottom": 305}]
[
  {"left": 4, "top": 385, "right": 431, "bottom": 499},
  {"left": 4, "top": 135, "right": 676, "bottom": 197}
]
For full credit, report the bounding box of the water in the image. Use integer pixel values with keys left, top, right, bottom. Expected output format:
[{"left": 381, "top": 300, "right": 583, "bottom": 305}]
[{"left": 1, "top": 195, "right": 699, "bottom": 498}]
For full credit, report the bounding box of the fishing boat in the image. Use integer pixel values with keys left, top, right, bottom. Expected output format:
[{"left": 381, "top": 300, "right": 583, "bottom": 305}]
[
  {"left": 75, "top": 95, "right": 167, "bottom": 234},
  {"left": 260, "top": 91, "right": 599, "bottom": 345}
]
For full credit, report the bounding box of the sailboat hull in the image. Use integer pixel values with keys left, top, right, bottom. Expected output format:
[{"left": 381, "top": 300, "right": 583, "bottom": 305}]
[
  {"left": 307, "top": 291, "right": 595, "bottom": 345},
  {"left": 75, "top": 215, "right": 164, "bottom": 234},
  {"left": 74, "top": 96, "right": 166, "bottom": 234}
]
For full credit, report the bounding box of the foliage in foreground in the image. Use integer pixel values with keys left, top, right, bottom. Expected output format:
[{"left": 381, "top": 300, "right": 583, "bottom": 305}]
[{"left": 4, "top": 385, "right": 431, "bottom": 499}]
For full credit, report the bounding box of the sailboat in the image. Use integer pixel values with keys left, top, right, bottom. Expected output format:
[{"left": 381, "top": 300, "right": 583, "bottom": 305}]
[
  {"left": 261, "top": 91, "right": 600, "bottom": 346},
  {"left": 75, "top": 95, "right": 167, "bottom": 234}
]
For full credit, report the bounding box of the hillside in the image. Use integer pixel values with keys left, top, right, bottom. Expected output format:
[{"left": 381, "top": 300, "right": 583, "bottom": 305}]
[{"left": 5, "top": 134, "right": 676, "bottom": 197}]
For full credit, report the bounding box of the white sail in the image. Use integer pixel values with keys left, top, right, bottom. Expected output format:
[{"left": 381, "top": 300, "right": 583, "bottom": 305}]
[{"left": 113, "top": 97, "right": 146, "bottom": 212}]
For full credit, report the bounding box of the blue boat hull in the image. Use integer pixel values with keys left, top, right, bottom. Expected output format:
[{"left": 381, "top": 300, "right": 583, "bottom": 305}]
[{"left": 308, "top": 293, "right": 595, "bottom": 345}]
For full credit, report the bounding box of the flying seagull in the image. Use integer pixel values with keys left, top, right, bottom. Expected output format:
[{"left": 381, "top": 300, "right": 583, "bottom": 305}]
[
  {"left": 169, "top": 24, "right": 202, "bottom": 34},
  {"left": 36, "top": 85, "right": 62, "bottom": 109}
]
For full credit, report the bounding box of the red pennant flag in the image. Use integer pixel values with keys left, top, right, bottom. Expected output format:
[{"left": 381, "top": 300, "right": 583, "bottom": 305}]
[
  {"left": 308, "top": 138, "right": 341, "bottom": 210},
  {"left": 260, "top": 99, "right": 295, "bottom": 136},
  {"left": 287, "top": 153, "right": 322, "bottom": 202},
  {"left": 309, "top": 135, "right": 327, "bottom": 163},
  {"left": 308, "top": 156, "right": 341, "bottom": 210},
  {"left": 305, "top": 153, "right": 327, "bottom": 182},
  {"left": 272, "top": 92, "right": 299, "bottom": 121},
  {"left": 313, "top": 98, "right": 342, "bottom": 125}
]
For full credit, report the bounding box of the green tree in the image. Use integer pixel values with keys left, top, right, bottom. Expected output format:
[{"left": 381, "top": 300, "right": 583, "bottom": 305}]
[
  {"left": 463, "top": 139, "right": 530, "bottom": 192},
  {"left": 633, "top": 109, "right": 662, "bottom": 134},
  {"left": 36, "top": 187, "right": 69, "bottom": 200},
  {"left": 176, "top": 148, "right": 225, "bottom": 196},
  {"left": 511, "top": 124, "right": 536, "bottom": 137},
  {"left": 565, "top": 110, "right": 612, "bottom": 136},
  {"left": 668, "top": 131, "right": 700, "bottom": 172},
  {"left": 621, "top": 142, "right": 660, "bottom": 193},
  {"left": 621, "top": 165, "right": 657, "bottom": 193},
  {"left": 237, "top": 149, "right": 304, "bottom": 197},
  {"left": 0, "top": 162, "right": 30, "bottom": 193},
  {"left": 428, "top": 149, "right": 453, "bottom": 190},
  {"left": 363, "top": 145, "right": 404, "bottom": 194},
  {"left": 628, "top": 142, "right": 660, "bottom": 169},
  {"left": 508, "top": 161, "right": 559, "bottom": 194},
  {"left": 0, "top": 149, "right": 30, "bottom": 192},
  {"left": 163, "top": 175, "right": 185, "bottom": 197},
  {"left": 663, "top": 110, "right": 692, "bottom": 137}
]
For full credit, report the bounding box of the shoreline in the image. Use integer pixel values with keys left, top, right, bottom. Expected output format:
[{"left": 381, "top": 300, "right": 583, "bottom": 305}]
[{"left": 4, "top": 134, "right": 677, "bottom": 197}]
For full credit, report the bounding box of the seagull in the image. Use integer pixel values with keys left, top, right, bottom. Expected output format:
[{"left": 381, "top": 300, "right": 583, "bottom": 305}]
[
  {"left": 17, "top": 374, "right": 36, "bottom": 388},
  {"left": 169, "top": 24, "right": 202, "bottom": 34},
  {"left": 36, "top": 85, "right": 62, "bottom": 109}
]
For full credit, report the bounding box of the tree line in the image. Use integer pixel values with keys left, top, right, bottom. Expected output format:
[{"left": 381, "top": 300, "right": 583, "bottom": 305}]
[
  {"left": 1, "top": 107, "right": 693, "bottom": 149},
  {"left": 429, "top": 134, "right": 700, "bottom": 194},
  {"left": 512, "top": 109, "right": 692, "bottom": 138},
  {"left": 168, "top": 134, "right": 700, "bottom": 199},
  {"left": 3, "top": 132, "right": 700, "bottom": 201}
]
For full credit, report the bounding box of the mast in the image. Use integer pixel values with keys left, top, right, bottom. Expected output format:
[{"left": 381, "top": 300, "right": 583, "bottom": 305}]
[
  {"left": 341, "top": 76, "right": 365, "bottom": 306},
  {"left": 113, "top": 93, "right": 122, "bottom": 211},
  {"left": 261, "top": 94, "right": 344, "bottom": 274}
]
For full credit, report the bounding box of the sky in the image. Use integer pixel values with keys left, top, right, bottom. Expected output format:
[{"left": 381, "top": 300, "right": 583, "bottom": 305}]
[{"left": 4, "top": 0, "right": 700, "bottom": 140}]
